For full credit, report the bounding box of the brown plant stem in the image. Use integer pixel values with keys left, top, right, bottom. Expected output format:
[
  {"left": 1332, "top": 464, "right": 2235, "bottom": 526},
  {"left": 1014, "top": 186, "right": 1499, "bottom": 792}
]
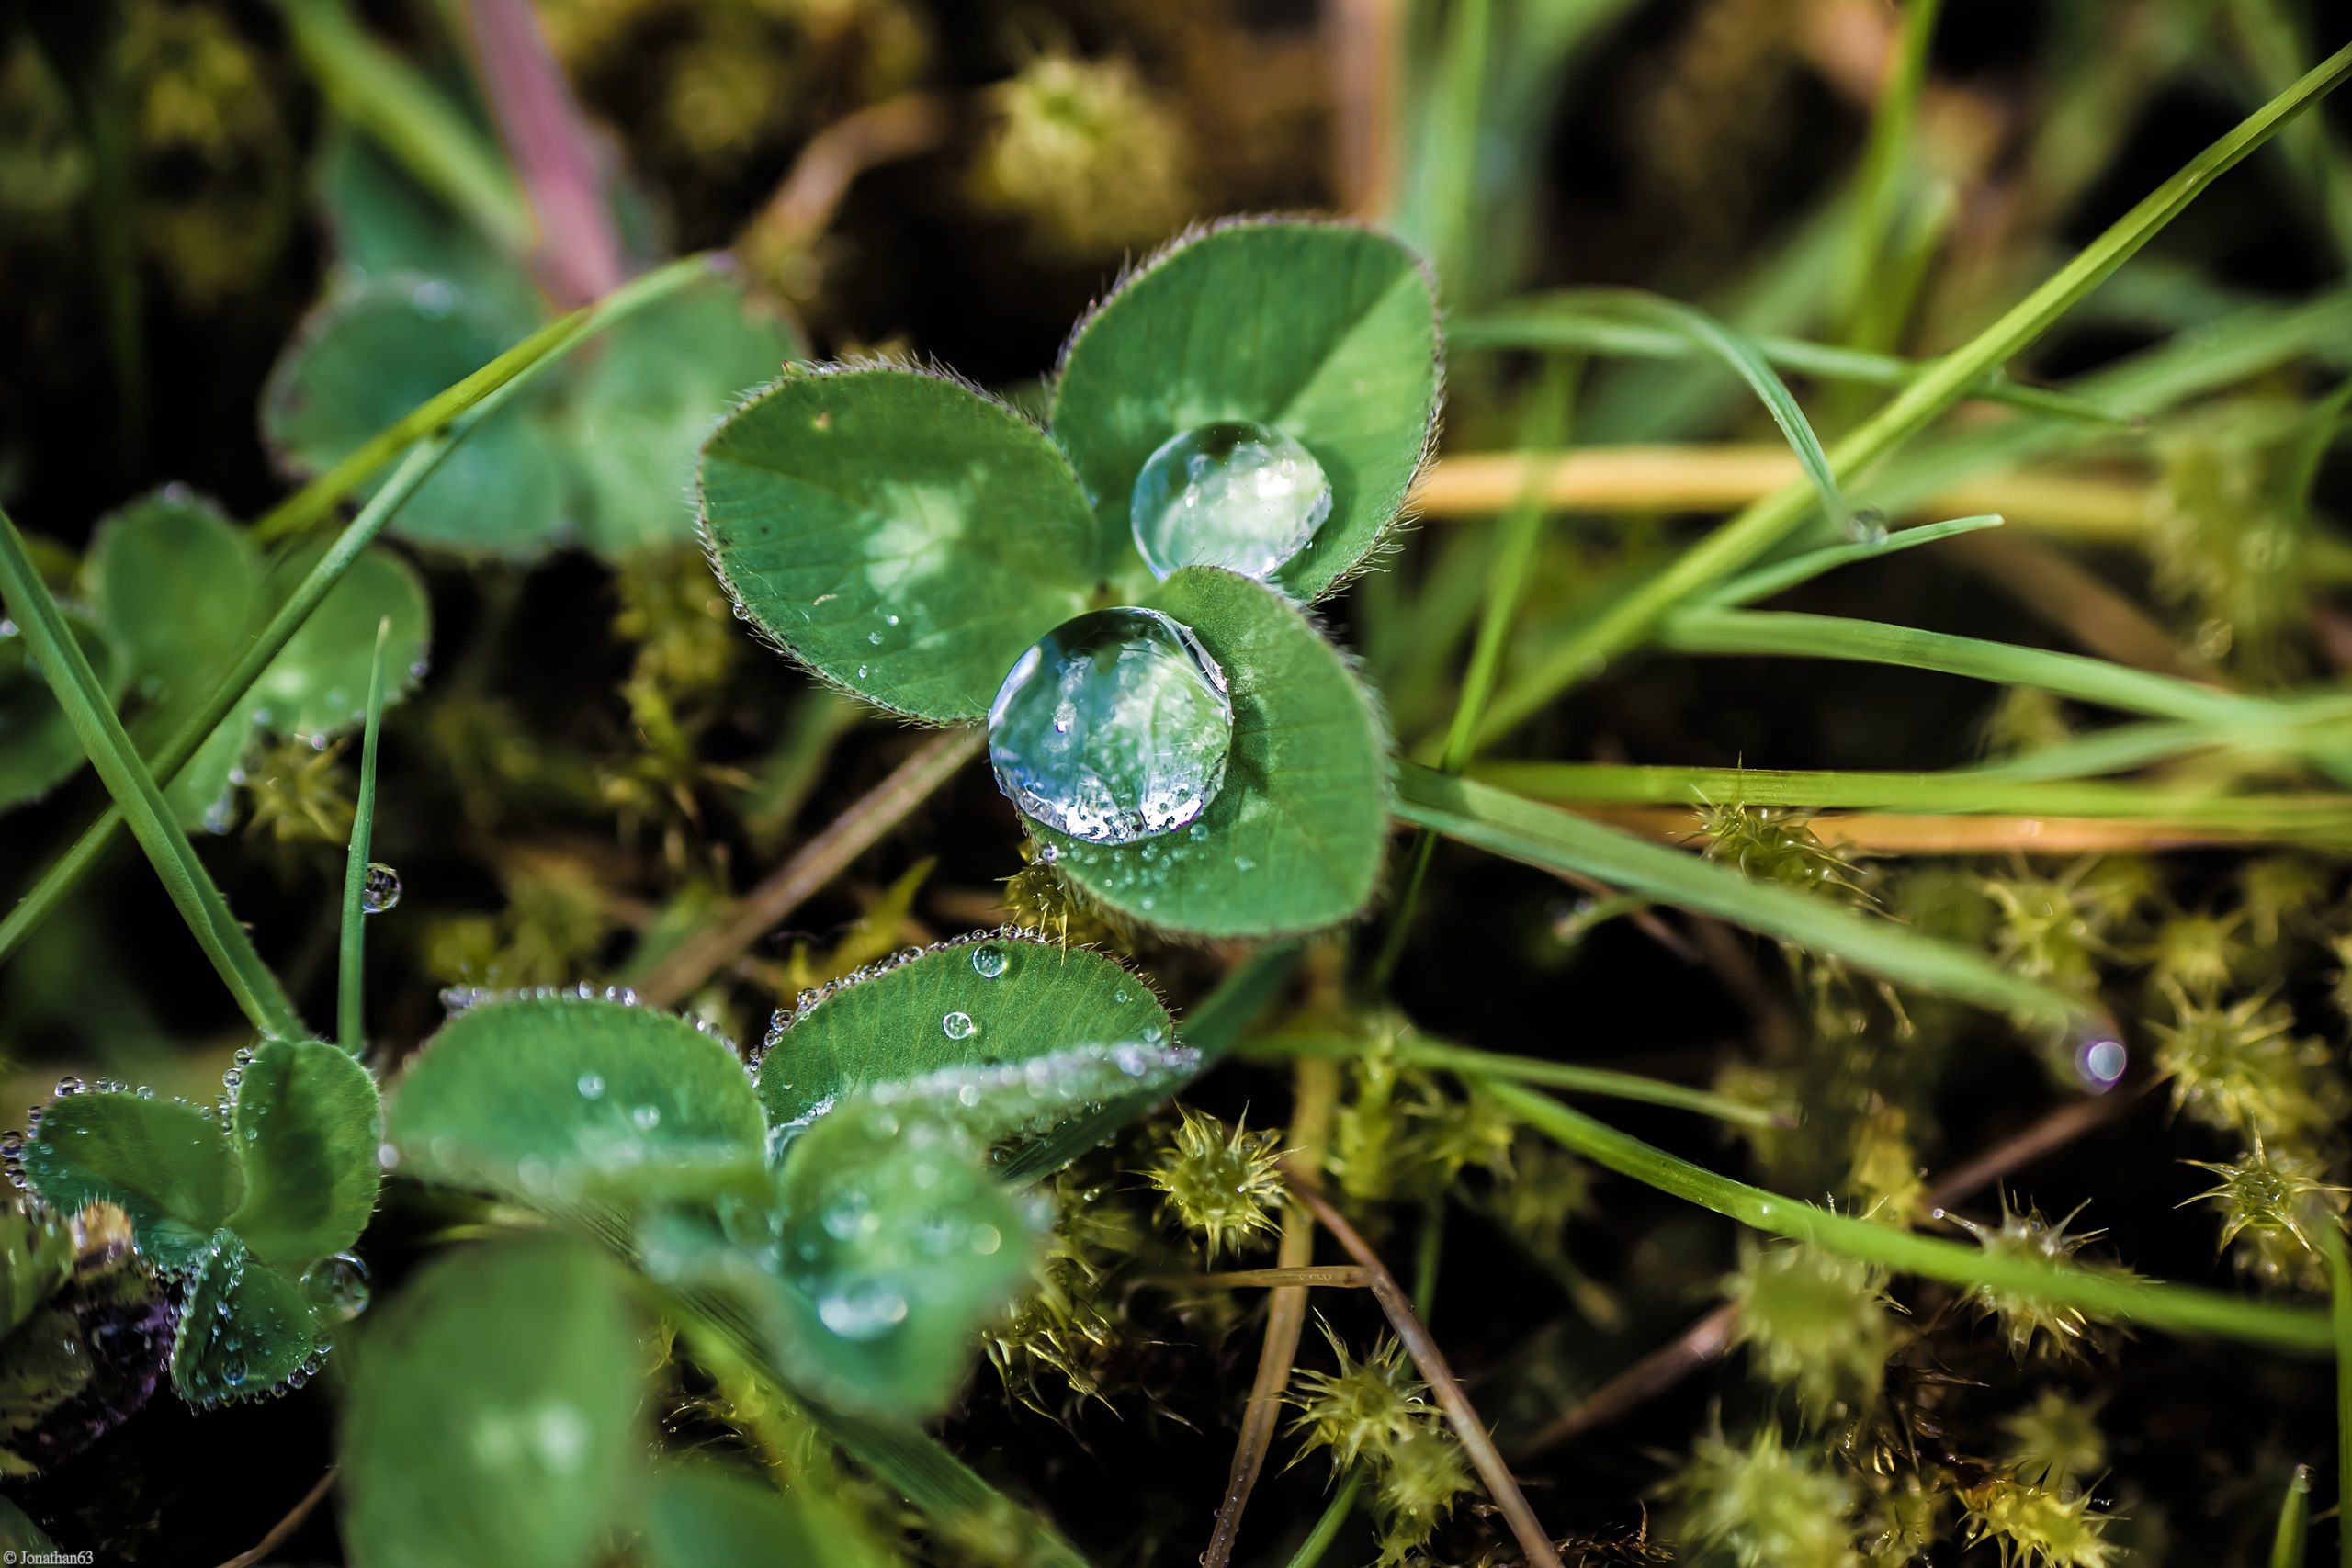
[
  {"left": 1515, "top": 1085, "right": 2146, "bottom": 1457},
  {"left": 629, "top": 728, "right": 979, "bottom": 1007},
  {"left": 1416, "top": 446, "right": 2151, "bottom": 535},
  {"left": 1283, "top": 1169, "right": 1565, "bottom": 1568},
  {"left": 1203, "top": 1056, "right": 1340, "bottom": 1568},
  {"left": 217, "top": 1465, "right": 336, "bottom": 1568},
  {"left": 742, "top": 94, "right": 953, "bottom": 258}
]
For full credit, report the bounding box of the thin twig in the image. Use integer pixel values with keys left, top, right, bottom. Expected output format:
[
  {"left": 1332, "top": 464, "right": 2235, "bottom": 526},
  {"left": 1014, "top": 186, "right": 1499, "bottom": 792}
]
[
  {"left": 1174, "top": 1266, "right": 1374, "bottom": 1291},
  {"left": 1327, "top": 0, "right": 1402, "bottom": 217},
  {"left": 1515, "top": 1085, "right": 2147, "bottom": 1457},
  {"left": 630, "top": 728, "right": 978, "bottom": 1007},
  {"left": 1203, "top": 1057, "right": 1340, "bottom": 1568},
  {"left": 217, "top": 1465, "right": 336, "bottom": 1568},
  {"left": 1285, "top": 1168, "right": 1565, "bottom": 1568},
  {"left": 742, "top": 94, "right": 952, "bottom": 255}
]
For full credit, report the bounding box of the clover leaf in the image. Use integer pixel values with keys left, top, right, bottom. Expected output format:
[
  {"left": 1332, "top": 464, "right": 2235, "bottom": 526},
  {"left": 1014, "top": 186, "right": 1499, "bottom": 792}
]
[
  {"left": 265, "top": 138, "right": 801, "bottom": 559},
  {"left": 702, "top": 219, "right": 1440, "bottom": 939},
  {"left": 0, "top": 604, "right": 126, "bottom": 813},
  {"left": 78, "top": 487, "right": 431, "bottom": 829},
  {"left": 381, "top": 929, "right": 1190, "bottom": 1417},
  {"left": 15, "top": 1039, "right": 384, "bottom": 1404}
]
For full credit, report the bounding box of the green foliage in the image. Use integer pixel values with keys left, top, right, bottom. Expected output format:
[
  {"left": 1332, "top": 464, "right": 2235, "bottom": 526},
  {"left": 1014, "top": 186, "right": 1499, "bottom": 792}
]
[
  {"left": 642, "top": 1462, "right": 895, "bottom": 1568},
  {"left": 18, "top": 1092, "right": 243, "bottom": 1275},
  {"left": 1961, "top": 1477, "right": 2122, "bottom": 1568},
  {"left": 268, "top": 141, "right": 799, "bottom": 558},
  {"left": 387, "top": 991, "right": 768, "bottom": 1206},
  {"left": 756, "top": 932, "right": 1175, "bottom": 1132},
  {"left": 1664, "top": 1424, "right": 1860, "bottom": 1568},
  {"left": 0, "top": 603, "right": 125, "bottom": 811},
  {"left": 704, "top": 220, "right": 1428, "bottom": 939},
  {"left": 1048, "top": 220, "right": 1439, "bottom": 603},
  {"left": 1725, "top": 1238, "right": 1895, "bottom": 1410},
  {"left": 15, "top": 1047, "right": 381, "bottom": 1404},
  {"left": 342, "top": 1235, "right": 645, "bottom": 1568},
  {"left": 75, "top": 485, "right": 430, "bottom": 829}
]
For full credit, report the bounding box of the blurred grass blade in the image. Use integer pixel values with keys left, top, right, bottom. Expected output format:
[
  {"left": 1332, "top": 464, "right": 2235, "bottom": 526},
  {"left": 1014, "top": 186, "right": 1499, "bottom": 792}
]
[
  {"left": 1658, "top": 607, "right": 2256, "bottom": 725},
  {"left": 0, "top": 254, "right": 717, "bottom": 972},
  {"left": 0, "top": 506, "right": 302, "bottom": 1041},
  {"left": 2325, "top": 1222, "right": 2352, "bottom": 1568},
  {"left": 1391, "top": 762, "right": 2084, "bottom": 1031},
  {"left": 275, "top": 0, "right": 532, "bottom": 255},
  {"left": 2267, "top": 1464, "right": 2310, "bottom": 1568},
  {"left": 1701, "top": 514, "right": 2004, "bottom": 608},
  {"left": 1838, "top": 0, "right": 1943, "bottom": 351},
  {"left": 1470, "top": 761, "right": 2352, "bottom": 847},
  {"left": 1485, "top": 1078, "right": 2332, "bottom": 1353},
  {"left": 337, "top": 619, "right": 391, "bottom": 1055},
  {"left": 1453, "top": 309, "right": 2129, "bottom": 425},
  {"left": 1241, "top": 1032, "right": 1781, "bottom": 1129},
  {"left": 1477, "top": 37, "right": 2352, "bottom": 743}
]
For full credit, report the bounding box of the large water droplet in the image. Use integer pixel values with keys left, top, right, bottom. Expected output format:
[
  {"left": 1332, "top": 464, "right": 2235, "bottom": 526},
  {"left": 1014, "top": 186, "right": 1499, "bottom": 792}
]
[
  {"left": 970, "top": 943, "right": 1009, "bottom": 978},
  {"left": 300, "top": 1252, "right": 372, "bottom": 1321},
  {"left": 986, "top": 608, "right": 1232, "bottom": 845},
  {"left": 361, "top": 863, "right": 402, "bottom": 914},
  {"left": 1129, "top": 421, "right": 1332, "bottom": 581},
  {"left": 816, "top": 1279, "right": 909, "bottom": 1341},
  {"left": 942, "top": 1011, "right": 977, "bottom": 1041}
]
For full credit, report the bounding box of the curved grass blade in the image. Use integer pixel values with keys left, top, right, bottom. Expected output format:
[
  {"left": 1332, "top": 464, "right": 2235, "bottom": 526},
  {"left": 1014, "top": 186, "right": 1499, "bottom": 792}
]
[
  {"left": 1452, "top": 309, "right": 2131, "bottom": 425},
  {"left": 1240, "top": 1032, "right": 1780, "bottom": 1129},
  {"left": 1658, "top": 607, "right": 2257, "bottom": 726},
  {"left": 0, "top": 254, "right": 718, "bottom": 971},
  {"left": 1700, "top": 514, "right": 2003, "bottom": 609},
  {"left": 1391, "top": 762, "right": 2084, "bottom": 1032},
  {"left": 1477, "top": 39, "right": 2352, "bottom": 743},
  {"left": 1542, "top": 289, "right": 1860, "bottom": 537},
  {"left": 337, "top": 619, "right": 391, "bottom": 1054},
  {"left": 0, "top": 506, "right": 301, "bottom": 1040},
  {"left": 1486, "top": 1078, "right": 2332, "bottom": 1354}
]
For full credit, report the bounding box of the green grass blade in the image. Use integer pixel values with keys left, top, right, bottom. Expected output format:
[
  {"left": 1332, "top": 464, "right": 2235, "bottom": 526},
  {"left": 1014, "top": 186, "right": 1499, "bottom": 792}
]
[
  {"left": 0, "top": 507, "right": 302, "bottom": 1041},
  {"left": 275, "top": 0, "right": 532, "bottom": 256},
  {"left": 1485, "top": 1078, "right": 2332, "bottom": 1354},
  {"left": 1452, "top": 310, "right": 2130, "bottom": 424},
  {"left": 1700, "top": 514, "right": 2004, "bottom": 608},
  {"left": 1476, "top": 38, "right": 2352, "bottom": 743},
  {"left": 1240, "top": 1032, "right": 1781, "bottom": 1129},
  {"left": 2325, "top": 1222, "right": 2352, "bottom": 1568},
  {"left": 337, "top": 620, "right": 391, "bottom": 1055},
  {"left": 0, "top": 254, "right": 717, "bottom": 971},
  {"left": 1283, "top": 1469, "right": 1367, "bottom": 1568},
  {"left": 1657, "top": 607, "right": 2256, "bottom": 726},
  {"left": 1468, "top": 761, "right": 2352, "bottom": 848},
  {"left": 2268, "top": 1464, "right": 2311, "bottom": 1568},
  {"left": 1391, "top": 763, "right": 2085, "bottom": 1031},
  {"left": 1543, "top": 289, "right": 1859, "bottom": 536}
]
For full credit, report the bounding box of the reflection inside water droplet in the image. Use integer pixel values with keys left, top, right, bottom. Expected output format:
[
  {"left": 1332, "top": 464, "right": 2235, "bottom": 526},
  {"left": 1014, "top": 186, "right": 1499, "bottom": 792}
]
[
  {"left": 361, "top": 863, "right": 402, "bottom": 914},
  {"left": 1129, "top": 421, "right": 1332, "bottom": 581},
  {"left": 942, "top": 1011, "right": 977, "bottom": 1040},
  {"left": 970, "top": 943, "right": 1009, "bottom": 978},
  {"left": 300, "top": 1251, "right": 372, "bottom": 1321},
  {"left": 986, "top": 607, "right": 1232, "bottom": 845}
]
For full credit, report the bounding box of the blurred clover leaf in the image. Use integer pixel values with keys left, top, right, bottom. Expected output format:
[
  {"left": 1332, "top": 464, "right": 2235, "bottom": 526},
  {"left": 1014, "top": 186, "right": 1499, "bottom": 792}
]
[
  {"left": 263, "top": 135, "right": 801, "bottom": 558},
  {"left": 702, "top": 219, "right": 1438, "bottom": 938},
  {"left": 74, "top": 486, "right": 430, "bottom": 830},
  {"left": 14, "top": 1038, "right": 383, "bottom": 1405},
  {"left": 382, "top": 931, "right": 1184, "bottom": 1416}
]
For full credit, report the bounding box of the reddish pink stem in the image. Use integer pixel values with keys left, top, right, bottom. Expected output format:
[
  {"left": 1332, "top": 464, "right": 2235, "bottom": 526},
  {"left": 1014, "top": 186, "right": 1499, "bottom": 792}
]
[{"left": 459, "top": 0, "right": 626, "bottom": 305}]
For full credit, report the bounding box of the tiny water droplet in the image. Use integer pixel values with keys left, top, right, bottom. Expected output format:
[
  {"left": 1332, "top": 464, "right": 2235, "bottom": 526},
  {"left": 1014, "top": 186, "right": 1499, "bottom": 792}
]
[
  {"left": 52, "top": 1076, "right": 83, "bottom": 1099},
  {"left": 577, "top": 1074, "right": 605, "bottom": 1100},
  {"left": 987, "top": 608, "right": 1232, "bottom": 844},
  {"left": 942, "top": 1011, "right": 978, "bottom": 1040},
  {"left": 633, "top": 1105, "right": 662, "bottom": 1131},
  {"left": 1130, "top": 420, "right": 1331, "bottom": 581},
  {"left": 300, "top": 1252, "right": 371, "bottom": 1321},
  {"left": 970, "top": 943, "right": 1009, "bottom": 978},
  {"left": 361, "top": 863, "right": 402, "bottom": 914},
  {"left": 1845, "top": 505, "right": 1890, "bottom": 547},
  {"left": 2073, "top": 1029, "right": 2128, "bottom": 1093}
]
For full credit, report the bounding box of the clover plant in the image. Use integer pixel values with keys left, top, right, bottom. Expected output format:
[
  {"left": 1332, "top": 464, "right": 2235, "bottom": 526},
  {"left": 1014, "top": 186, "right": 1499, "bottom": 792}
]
[{"left": 701, "top": 219, "right": 1440, "bottom": 937}]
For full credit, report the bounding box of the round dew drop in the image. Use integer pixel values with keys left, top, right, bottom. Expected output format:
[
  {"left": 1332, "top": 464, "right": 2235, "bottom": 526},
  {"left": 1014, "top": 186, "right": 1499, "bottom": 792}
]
[
  {"left": 942, "top": 1011, "right": 978, "bottom": 1040},
  {"left": 987, "top": 607, "right": 1233, "bottom": 845},
  {"left": 360, "top": 862, "right": 402, "bottom": 914},
  {"left": 970, "top": 943, "right": 1009, "bottom": 979},
  {"left": 1129, "top": 420, "right": 1332, "bottom": 581}
]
